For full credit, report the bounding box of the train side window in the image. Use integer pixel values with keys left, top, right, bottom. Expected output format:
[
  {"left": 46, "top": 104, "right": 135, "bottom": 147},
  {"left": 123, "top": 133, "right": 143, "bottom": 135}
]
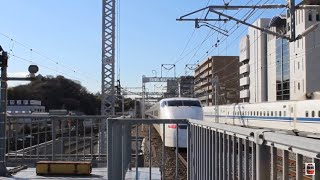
[
  {"left": 306, "top": 111, "right": 309, "bottom": 117},
  {"left": 312, "top": 111, "right": 315, "bottom": 117},
  {"left": 279, "top": 111, "right": 282, "bottom": 117}
]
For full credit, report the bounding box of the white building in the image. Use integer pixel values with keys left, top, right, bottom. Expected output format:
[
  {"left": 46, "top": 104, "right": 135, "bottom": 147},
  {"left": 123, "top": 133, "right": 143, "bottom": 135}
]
[
  {"left": 7, "top": 100, "right": 46, "bottom": 114},
  {"left": 239, "top": 35, "right": 250, "bottom": 102},
  {"left": 240, "top": 0, "right": 320, "bottom": 103},
  {"left": 267, "top": 1, "right": 320, "bottom": 101},
  {"left": 244, "top": 18, "right": 270, "bottom": 103}
]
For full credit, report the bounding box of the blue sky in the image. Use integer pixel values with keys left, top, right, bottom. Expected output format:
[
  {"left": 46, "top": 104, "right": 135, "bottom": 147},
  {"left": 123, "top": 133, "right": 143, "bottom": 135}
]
[{"left": 0, "top": 0, "right": 293, "bottom": 93}]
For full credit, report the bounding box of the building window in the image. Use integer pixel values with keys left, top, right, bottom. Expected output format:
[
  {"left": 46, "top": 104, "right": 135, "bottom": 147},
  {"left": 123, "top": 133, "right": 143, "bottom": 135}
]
[
  {"left": 318, "top": 111, "right": 320, "bottom": 117},
  {"left": 306, "top": 111, "right": 309, "bottom": 117},
  {"left": 279, "top": 111, "right": 282, "bottom": 117},
  {"left": 309, "top": 11, "right": 313, "bottom": 21},
  {"left": 276, "top": 38, "right": 290, "bottom": 100},
  {"left": 284, "top": 111, "right": 286, "bottom": 117},
  {"left": 275, "top": 111, "right": 277, "bottom": 116},
  {"left": 298, "top": 83, "right": 300, "bottom": 90},
  {"left": 312, "top": 111, "right": 315, "bottom": 117},
  {"left": 316, "top": 12, "right": 320, "bottom": 21},
  {"left": 271, "top": 111, "right": 273, "bottom": 116}
]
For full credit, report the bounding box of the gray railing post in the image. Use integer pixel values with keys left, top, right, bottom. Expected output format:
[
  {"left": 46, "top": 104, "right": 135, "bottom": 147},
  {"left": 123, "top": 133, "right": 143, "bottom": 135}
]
[
  {"left": 107, "top": 118, "right": 113, "bottom": 180},
  {"left": 51, "top": 117, "right": 56, "bottom": 161},
  {"left": 255, "top": 131, "right": 271, "bottom": 180}
]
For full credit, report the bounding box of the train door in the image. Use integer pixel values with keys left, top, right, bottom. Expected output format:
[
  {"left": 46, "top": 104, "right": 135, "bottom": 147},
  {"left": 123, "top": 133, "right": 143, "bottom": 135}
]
[{"left": 288, "top": 103, "right": 297, "bottom": 129}]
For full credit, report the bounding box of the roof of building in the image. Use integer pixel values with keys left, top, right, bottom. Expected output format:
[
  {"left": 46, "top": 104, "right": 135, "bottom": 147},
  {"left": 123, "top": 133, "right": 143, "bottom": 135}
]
[
  {"left": 269, "top": 15, "right": 286, "bottom": 28},
  {"left": 298, "top": 0, "right": 320, "bottom": 5}
]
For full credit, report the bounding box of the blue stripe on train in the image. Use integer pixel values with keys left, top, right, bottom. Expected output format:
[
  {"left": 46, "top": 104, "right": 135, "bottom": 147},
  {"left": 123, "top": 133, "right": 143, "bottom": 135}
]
[{"left": 204, "top": 115, "right": 320, "bottom": 122}]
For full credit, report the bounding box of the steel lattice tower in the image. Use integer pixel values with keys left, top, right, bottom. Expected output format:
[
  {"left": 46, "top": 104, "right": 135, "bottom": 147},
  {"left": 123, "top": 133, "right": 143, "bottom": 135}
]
[
  {"left": 100, "top": 0, "right": 116, "bottom": 153},
  {"left": 101, "top": 0, "right": 116, "bottom": 116}
]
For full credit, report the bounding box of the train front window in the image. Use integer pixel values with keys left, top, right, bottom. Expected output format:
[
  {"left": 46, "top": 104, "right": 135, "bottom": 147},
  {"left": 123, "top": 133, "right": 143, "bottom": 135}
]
[
  {"left": 182, "top": 100, "right": 201, "bottom": 107},
  {"left": 167, "top": 100, "right": 201, "bottom": 107},
  {"left": 167, "top": 100, "right": 183, "bottom": 106}
]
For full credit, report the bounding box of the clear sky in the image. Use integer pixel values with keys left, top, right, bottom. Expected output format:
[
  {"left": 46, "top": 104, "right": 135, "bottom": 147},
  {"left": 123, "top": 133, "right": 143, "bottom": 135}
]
[{"left": 0, "top": 0, "right": 294, "bottom": 93}]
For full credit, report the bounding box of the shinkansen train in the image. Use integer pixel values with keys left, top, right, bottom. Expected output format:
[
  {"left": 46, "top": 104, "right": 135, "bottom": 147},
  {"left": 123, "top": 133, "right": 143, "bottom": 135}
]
[
  {"left": 203, "top": 99, "right": 320, "bottom": 134},
  {"left": 146, "top": 97, "right": 203, "bottom": 148}
]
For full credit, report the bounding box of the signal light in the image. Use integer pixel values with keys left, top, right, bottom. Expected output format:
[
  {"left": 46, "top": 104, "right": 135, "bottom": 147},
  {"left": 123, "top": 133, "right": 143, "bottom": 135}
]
[{"left": 168, "top": 124, "right": 177, "bottom": 129}]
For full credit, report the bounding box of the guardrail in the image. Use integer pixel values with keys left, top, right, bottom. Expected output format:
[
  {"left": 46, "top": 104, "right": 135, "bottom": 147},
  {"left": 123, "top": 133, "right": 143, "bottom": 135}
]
[
  {"left": 107, "top": 117, "right": 189, "bottom": 180},
  {"left": 4, "top": 116, "right": 320, "bottom": 179},
  {"left": 107, "top": 118, "right": 320, "bottom": 180},
  {"left": 188, "top": 120, "right": 320, "bottom": 180},
  {"left": 6, "top": 115, "right": 108, "bottom": 166}
]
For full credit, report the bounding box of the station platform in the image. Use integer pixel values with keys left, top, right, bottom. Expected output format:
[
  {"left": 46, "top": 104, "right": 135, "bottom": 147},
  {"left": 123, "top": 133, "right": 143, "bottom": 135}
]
[{"left": 4, "top": 167, "right": 161, "bottom": 180}]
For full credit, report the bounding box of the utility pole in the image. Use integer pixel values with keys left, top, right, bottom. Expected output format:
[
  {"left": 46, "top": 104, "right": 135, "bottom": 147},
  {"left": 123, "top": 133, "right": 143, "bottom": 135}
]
[
  {"left": 0, "top": 46, "right": 38, "bottom": 176},
  {"left": 0, "top": 47, "right": 8, "bottom": 176}
]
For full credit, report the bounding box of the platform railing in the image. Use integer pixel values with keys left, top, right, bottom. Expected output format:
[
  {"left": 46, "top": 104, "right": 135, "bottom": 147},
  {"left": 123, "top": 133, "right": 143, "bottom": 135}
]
[
  {"left": 6, "top": 115, "right": 109, "bottom": 167},
  {"left": 107, "top": 117, "right": 189, "bottom": 180},
  {"left": 188, "top": 120, "right": 320, "bottom": 180},
  {"left": 108, "top": 118, "right": 320, "bottom": 180}
]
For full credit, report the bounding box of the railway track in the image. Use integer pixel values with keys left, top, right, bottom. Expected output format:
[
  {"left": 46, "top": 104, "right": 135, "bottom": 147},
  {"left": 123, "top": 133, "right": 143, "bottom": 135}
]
[
  {"left": 177, "top": 148, "right": 187, "bottom": 168},
  {"left": 277, "top": 156, "right": 312, "bottom": 180}
]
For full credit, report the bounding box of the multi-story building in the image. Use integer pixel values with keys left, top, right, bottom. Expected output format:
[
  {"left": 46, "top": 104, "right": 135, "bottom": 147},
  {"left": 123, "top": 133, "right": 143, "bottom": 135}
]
[
  {"left": 267, "top": 0, "right": 320, "bottom": 101},
  {"left": 239, "top": 35, "right": 250, "bottom": 102},
  {"left": 194, "top": 56, "right": 240, "bottom": 106},
  {"left": 179, "top": 76, "right": 195, "bottom": 97},
  {"left": 247, "top": 18, "right": 270, "bottom": 103}
]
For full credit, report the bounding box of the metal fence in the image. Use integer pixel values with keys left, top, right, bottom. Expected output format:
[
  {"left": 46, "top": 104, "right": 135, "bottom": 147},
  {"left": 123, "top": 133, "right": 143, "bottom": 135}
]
[
  {"left": 107, "top": 117, "right": 189, "bottom": 180},
  {"left": 4, "top": 116, "right": 320, "bottom": 180},
  {"left": 189, "top": 120, "right": 320, "bottom": 180},
  {"left": 107, "top": 118, "right": 320, "bottom": 180},
  {"left": 6, "top": 115, "right": 108, "bottom": 167}
]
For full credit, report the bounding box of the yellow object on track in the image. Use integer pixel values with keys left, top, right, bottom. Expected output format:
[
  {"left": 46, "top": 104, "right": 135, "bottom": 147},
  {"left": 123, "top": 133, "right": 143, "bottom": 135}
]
[{"left": 36, "top": 161, "right": 92, "bottom": 175}]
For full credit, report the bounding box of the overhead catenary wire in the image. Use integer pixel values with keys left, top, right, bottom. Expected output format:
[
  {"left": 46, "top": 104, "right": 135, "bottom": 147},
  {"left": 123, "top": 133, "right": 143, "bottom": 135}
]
[
  {"left": 181, "top": 0, "right": 264, "bottom": 76},
  {"left": 0, "top": 32, "right": 100, "bottom": 84},
  {"left": 8, "top": 52, "right": 100, "bottom": 88}
]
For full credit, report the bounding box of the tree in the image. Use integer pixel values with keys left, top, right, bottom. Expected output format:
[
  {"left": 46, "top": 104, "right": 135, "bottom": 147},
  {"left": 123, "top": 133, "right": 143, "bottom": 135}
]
[{"left": 8, "top": 75, "right": 101, "bottom": 115}]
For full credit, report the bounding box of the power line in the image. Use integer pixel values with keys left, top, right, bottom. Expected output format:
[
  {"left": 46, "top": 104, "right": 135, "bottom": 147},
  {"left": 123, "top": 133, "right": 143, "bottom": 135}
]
[
  {"left": 183, "top": 0, "right": 268, "bottom": 76},
  {"left": 8, "top": 52, "right": 100, "bottom": 87},
  {"left": 0, "top": 32, "right": 100, "bottom": 83}
]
